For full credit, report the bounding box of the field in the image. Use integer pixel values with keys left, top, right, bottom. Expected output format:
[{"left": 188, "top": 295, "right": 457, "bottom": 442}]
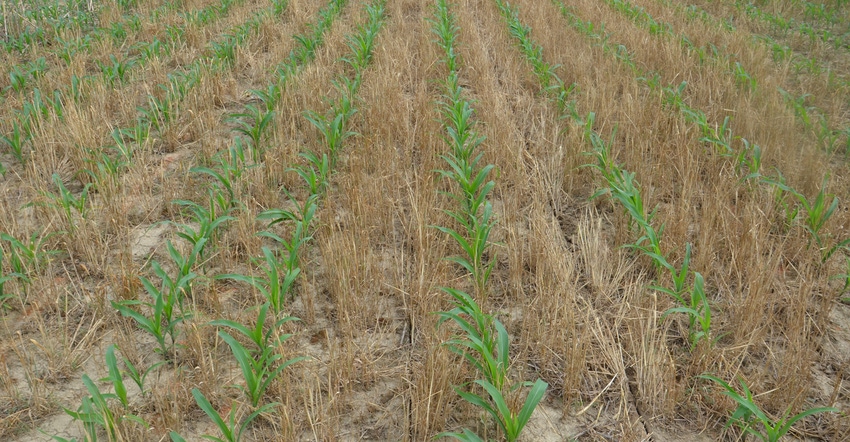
[{"left": 1, "top": 0, "right": 849, "bottom": 440}]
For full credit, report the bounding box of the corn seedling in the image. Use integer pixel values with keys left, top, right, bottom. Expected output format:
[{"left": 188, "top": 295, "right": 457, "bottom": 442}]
[
  {"left": 171, "top": 194, "right": 235, "bottom": 262},
  {"left": 436, "top": 288, "right": 547, "bottom": 442},
  {"left": 202, "top": 138, "right": 256, "bottom": 200},
  {"left": 735, "top": 138, "right": 762, "bottom": 182},
  {"left": 699, "top": 374, "right": 838, "bottom": 442},
  {"left": 342, "top": 23, "right": 378, "bottom": 72},
  {"left": 762, "top": 174, "right": 850, "bottom": 262},
  {"left": 8, "top": 65, "right": 27, "bottom": 93},
  {"left": 433, "top": 200, "right": 496, "bottom": 296},
  {"left": 659, "top": 271, "right": 714, "bottom": 349},
  {"left": 250, "top": 83, "right": 281, "bottom": 113},
  {"left": 229, "top": 104, "right": 274, "bottom": 160},
  {"left": 35, "top": 173, "right": 92, "bottom": 233},
  {"left": 271, "top": 0, "right": 288, "bottom": 15},
  {"left": 112, "top": 256, "right": 194, "bottom": 357},
  {"left": 1, "top": 119, "right": 31, "bottom": 163},
  {"left": 303, "top": 107, "right": 357, "bottom": 165},
  {"left": 257, "top": 193, "right": 317, "bottom": 274},
  {"left": 107, "top": 345, "right": 163, "bottom": 398},
  {"left": 778, "top": 88, "right": 815, "bottom": 130},
  {"left": 210, "top": 303, "right": 305, "bottom": 406},
  {"left": 217, "top": 248, "right": 300, "bottom": 316},
  {"left": 180, "top": 388, "right": 278, "bottom": 442},
  {"left": 211, "top": 35, "right": 238, "bottom": 67},
  {"left": 52, "top": 352, "right": 150, "bottom": 442},
  {"left": 51, "top": 374, "right": 116, "bottom": 442},
  {"left": 100, "top": 345, "right": 131, "bottom": 410},
  {"left": 289, "top": 150, "right": 331, "bottom": 195},
  {"left": 0, "top": 255, "right": 23, "bottom": 311},
  {"left": 97, "top": 55, "right": 135, "bottom": 87},
  {"left": 0, "top": 230, "right": 58, "bottom": 284}
]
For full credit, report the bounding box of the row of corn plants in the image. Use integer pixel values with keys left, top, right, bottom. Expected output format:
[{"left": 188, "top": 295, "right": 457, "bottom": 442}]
[
  {"left": 197, "top": 0, "right": 351, "bottom": 316},
  {"left": 609, "top": 0, "right": 850, "bottom": 154},
  {"left": 601, "top": 0, "right": 759, "bottom": 92},
  {"left": 494, "top": 1, "right": 839, "bottom": 439},
  {"left": 79, "top": 1, "right": 280, "bottom": 195},
  {"left": 0, "top": 0, "right": 181, "bottom": 100},
  {"left": 659, "top": 0, "right": 850, "bottom": 152},
  {"left": 194, "top": 0, "right": 349, "bottom": 317},
  {"left": 0, "top": 0, "right": 250, "bottom": 177},
  {"left": 516, "top": 0, "right": 717, "bottom": 346},
  {"left": 728, "top": 0, "right": 849, "bottom": 52},
  {"left": 0, "top": 0, "right": 107, "bottom": 53},
  {"left": 550, "top": 1, "right": 741, "bottom": 159},
  {"left": 668, "top": 0, "right": 848, "bottom": 84},
  {"left": 224, "top": 0, "right": 348, "bottom": 166},
  {"left": 171, "top": 3, "right": 386, "bottom": 441},
  {"left": 429, "top": 1, "right": 546, "bottom": 440},
  {"left": 12, "top": 2, "right": 332, "bottom": 436},
  {"left": 552, "top": 0, "right": 850, "bottom": 264}
]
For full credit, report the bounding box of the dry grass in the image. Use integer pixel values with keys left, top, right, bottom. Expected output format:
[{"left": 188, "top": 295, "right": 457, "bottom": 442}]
[{"left": 0, "top": 0, "right": 849, "bottom": 440}]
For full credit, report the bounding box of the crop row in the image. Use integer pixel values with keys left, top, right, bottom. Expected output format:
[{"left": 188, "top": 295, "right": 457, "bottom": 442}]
[
  {"left": 495, "top": 0, "right": 840, "bottom": 439},
  {"left": 0, "top": 0, "right": 262, "bottom": 179},
  {"left": 0, "top": 0, "right": 107, "bottom": 54},
  {"left": 1, "top": 0, "right": 249, "bottom": 102},
  {"left": 600, "top": 0, "right": 850, "bottom": 154},
  {"left": 28, "top": 0, "right": 390, "bottom": 440},
  {"left": 429, "top": 1, "right": 546, "bottom": 440},
  {"left": 728, "top": 0, "right": 850, "bottom": 52},
  {"left": 659, "top": 0, "right": 850, "bottom": 151}
]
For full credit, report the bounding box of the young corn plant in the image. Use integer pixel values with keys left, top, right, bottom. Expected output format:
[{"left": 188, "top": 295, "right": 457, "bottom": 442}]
[
  {"left": 36, "top": 174, "right": 91, "bottom": 233},
  {"left": 228, "top": 104, "right": 274, "bottom": 161},
  {"left": 762, "top": 174, "right": 850, "bottom": 262},
  {"left": 0, "top": 230, "right": 58, "bottom": 284},
  {"left": 289, "top": 150, "right": 331, "bottom": 195},
  {"left": 1, "top": 119, "right": 32, "bottom": 163},
  {"left": 51, "top": 347, "right": 150, "bottom": 442},
  {"left": 98, "top": 55, "right": 135, "bottom": 87},
  {"left": 107, "top": 345, "right": 163, "bottom": 398},
  {"left": 257, "top": 193, "right": 317, "bottom": 271},
  {"left": 699, "top": 374, "right": 838, "bottom": 442},
  {"left": 0, "top": 254, "right": 24, "bottom": 311},
  {"left": 303, "top": 106, "right": 357, "bottom": 166},
  {"left": 112, "top": 256, "right": 194, "bottom": 358},
  {"left": 209, "top": 303, "right": 305, "bottom": 406},
  {"left": 171, "top": 194, "right": 235, "bottom": 265},
  {"left": 659, "top": 270, "right": 713, "bottom": 349},
  {"left": 171, "top": 388, "right": 278, "bottom": 442},
  {"left": 216, "top": 248, "right": 300, "bottom": 316},
  {"left": 436, "top": 288, "right": 547, "bottom": 442}
]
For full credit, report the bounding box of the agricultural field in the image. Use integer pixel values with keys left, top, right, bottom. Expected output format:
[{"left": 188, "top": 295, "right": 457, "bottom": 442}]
[{"left": 1, "top": 0, "right": 850, "bottom": 440}]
